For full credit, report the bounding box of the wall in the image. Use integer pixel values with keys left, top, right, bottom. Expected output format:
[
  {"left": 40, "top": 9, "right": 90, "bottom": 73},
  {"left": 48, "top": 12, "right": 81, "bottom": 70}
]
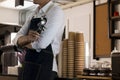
[{"left": 63, "top": 0, "right": 111, "bottom": 68}]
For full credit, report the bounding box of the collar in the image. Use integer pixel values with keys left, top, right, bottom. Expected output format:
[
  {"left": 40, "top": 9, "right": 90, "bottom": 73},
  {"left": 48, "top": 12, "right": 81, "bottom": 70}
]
[
  {"left": 33, "top": 1, "right": 54, "bottom": 18},
  {"left": 35, "top": 1, "right": 53, "bottom": 15},
  {"left": 41, "top": 1, "right": 53, "bottom": 13}
]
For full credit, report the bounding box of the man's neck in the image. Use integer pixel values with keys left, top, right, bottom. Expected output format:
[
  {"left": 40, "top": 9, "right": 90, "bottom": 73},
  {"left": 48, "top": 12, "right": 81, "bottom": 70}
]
[{"left": 39, "top": 0, "right": 50, "bottom": 9}]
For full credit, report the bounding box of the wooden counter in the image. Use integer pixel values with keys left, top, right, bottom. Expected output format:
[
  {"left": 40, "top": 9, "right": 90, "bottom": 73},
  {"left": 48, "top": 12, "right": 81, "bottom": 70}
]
[
  {"left": 0, "top": 75, "right": 18, "bottom": 80},
  {"left": 76, "top": 75, "right": 112, "bottom": 80}
]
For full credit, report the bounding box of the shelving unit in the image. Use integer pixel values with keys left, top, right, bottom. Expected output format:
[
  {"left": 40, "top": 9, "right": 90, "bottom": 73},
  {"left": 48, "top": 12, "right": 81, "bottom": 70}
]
[
  {"left": 108, "top": 0, "right": 120, "bottom": 38},
  {"left": 108, "top": 0, "right": 120, "bottom": 80}
]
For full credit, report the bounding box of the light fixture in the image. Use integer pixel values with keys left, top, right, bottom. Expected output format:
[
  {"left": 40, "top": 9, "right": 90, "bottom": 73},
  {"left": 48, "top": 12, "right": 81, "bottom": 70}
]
[{"left": 0, "top": 0, "right": 7, "bottom": 2}]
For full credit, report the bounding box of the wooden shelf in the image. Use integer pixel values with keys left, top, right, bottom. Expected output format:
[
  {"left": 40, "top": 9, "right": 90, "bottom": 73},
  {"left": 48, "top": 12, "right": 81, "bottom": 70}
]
[
  {"left": 111, "top": 16, "right": 120, "bottom": 21},
  {"left": 0, "top": 75, "right": 18, "bottom": 80},
  {"left": 111, "top": 0, "right": 120, "bottom": 4},
  {"left": 76, "top": 75, "right": 112, "bottom": 80},
  {"left": 111, "top": 33, "right": 120, "bottom": 38}
]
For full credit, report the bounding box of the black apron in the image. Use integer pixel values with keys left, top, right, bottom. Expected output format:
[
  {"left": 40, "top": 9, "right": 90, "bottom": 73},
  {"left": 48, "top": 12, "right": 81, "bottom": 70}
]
[{"left": 20, "top": 44, "right": 53, "bottom": 80}]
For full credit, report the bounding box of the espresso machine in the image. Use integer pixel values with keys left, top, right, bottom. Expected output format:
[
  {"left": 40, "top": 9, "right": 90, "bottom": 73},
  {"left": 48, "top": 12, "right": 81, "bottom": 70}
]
[
  {"left": 0, "top": 45, "right": 18, "bottom": 75},
  {"left": 112, "top": 52, "right": 120, "bottom": 80}
]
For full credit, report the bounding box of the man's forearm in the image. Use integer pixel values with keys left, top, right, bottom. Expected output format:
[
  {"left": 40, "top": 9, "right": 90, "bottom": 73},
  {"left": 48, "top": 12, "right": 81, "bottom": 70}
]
[
  {"left": 17, "top": 36, "right": 31, "bottom": 47},
  {"left": 17, "top": 30, "right": 39, "bottom": 49}
]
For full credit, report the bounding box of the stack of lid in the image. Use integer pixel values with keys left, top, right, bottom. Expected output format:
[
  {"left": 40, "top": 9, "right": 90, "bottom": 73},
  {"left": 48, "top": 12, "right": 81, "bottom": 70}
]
[
  {"left": 62, "top": 39, "right": 68, "bottom": 78},
  {"left": 74, "top": 32, "right": 85, "bottom": 76},
  {"left": 67, "top": 32, "right": 75, "bottom": 78}
]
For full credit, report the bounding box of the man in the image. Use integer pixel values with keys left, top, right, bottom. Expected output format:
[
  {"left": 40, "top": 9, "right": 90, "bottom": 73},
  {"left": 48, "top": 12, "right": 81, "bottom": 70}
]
[{"left": 13, "top": 0, "right": 65, "bottom": 80}]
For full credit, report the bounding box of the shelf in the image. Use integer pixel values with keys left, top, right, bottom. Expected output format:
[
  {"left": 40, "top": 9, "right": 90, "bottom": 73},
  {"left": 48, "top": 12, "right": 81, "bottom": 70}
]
[
  {"left": 112, "top": 76, "right": 120, "bottom": 79},
  {"left": 110, "top": 0, "right": 120, "bottom": 4},
  {"left": 76, "top": 75, "right": 112, "bottom": 80},
  {"left": 111, "top": 16, "right": 120, "bottom": 21},
  {"left": 0, "top": 75, "right": 17, "bottom": 80},
  {"left": 111, "top": 33, "right": 120, "bottom": 38},
  {"left": 108, "top": 0, "right": 120, "bottom": 39}
]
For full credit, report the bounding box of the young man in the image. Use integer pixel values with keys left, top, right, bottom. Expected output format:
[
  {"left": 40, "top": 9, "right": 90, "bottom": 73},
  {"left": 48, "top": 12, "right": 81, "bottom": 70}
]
[{"left": 13, "top": 0, "right": 65, "bottom": 80}]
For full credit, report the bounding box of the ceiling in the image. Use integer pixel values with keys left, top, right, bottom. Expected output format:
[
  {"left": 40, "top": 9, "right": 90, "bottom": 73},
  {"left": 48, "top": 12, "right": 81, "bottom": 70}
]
[
  {"left": 20, "top": 0, "right": 88, "bottom": 6},
  {"left": 24, "top": 0, "right": 83, "bottom": 5},
  {"left": 0, "top": 0, "right": 93, "bottom": 9},
  {"left": 54, "top": 0, "right": 80, "bottom": 5}
]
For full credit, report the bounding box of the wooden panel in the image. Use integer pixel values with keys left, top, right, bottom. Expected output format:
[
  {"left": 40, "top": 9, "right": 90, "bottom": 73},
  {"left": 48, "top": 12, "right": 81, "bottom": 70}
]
[
  {"left": 94, "top": 3, "right": 111, "bottom": 58},
  {"left": 0, "top": 76, "right": 18, "bottom": 80}
]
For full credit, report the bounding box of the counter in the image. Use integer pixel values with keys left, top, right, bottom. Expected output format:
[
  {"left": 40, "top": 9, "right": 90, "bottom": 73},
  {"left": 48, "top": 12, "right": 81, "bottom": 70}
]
[{"left": 0, "top": 74, "right": 18, "bottom": 80}]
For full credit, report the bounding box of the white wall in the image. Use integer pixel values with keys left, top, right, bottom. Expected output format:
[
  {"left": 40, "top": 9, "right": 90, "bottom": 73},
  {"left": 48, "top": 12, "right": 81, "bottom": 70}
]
[{"left": 63, "top": 0, "right": 111, "bottom": 68}]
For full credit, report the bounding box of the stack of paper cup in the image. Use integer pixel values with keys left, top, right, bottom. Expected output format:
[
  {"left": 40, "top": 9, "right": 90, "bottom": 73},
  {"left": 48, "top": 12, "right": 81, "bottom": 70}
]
[
  {"left": 67, "top": 32, "right": 75, "bottom": 78},
  {"left": 62, "top": 39, "right": 68, "bottom": 78},
  {"left": 74, "top": 32, "right": 85, "bottom": 76}
]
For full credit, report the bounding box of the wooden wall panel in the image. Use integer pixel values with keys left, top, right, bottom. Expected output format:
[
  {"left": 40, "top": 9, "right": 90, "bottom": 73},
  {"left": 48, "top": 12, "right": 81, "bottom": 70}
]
[{"left": 94, "top": 3, "right": 111, "bottom": 58}]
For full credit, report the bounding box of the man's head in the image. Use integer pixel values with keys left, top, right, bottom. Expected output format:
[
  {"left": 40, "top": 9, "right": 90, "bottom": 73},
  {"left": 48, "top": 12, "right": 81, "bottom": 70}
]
[{"left": 33, "top": 0, "right": 50, "bottom": 7}]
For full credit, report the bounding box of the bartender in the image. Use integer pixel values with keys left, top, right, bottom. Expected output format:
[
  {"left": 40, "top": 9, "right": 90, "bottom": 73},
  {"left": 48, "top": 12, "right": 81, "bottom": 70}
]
[{"left": 13, "top": 0, "right": 65, "bottom": 80}]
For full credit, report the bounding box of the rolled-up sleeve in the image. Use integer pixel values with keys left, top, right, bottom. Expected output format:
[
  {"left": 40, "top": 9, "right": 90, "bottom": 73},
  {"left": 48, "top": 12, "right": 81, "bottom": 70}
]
[
  {"left": 12, "top": 16, "right": 32, "bottom": 46},
  {"left": 31, "top": 7, "right": 64, "bottom": 50}
]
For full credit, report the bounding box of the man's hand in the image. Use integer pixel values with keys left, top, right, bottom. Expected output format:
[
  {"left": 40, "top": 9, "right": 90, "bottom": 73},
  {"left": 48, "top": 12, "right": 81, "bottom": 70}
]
[
  {"left": 17, "top": 30, "right": 40, "bottom": 47},
  {"left": 27, "top": 30, "right": 40, "bottom": 42}
]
